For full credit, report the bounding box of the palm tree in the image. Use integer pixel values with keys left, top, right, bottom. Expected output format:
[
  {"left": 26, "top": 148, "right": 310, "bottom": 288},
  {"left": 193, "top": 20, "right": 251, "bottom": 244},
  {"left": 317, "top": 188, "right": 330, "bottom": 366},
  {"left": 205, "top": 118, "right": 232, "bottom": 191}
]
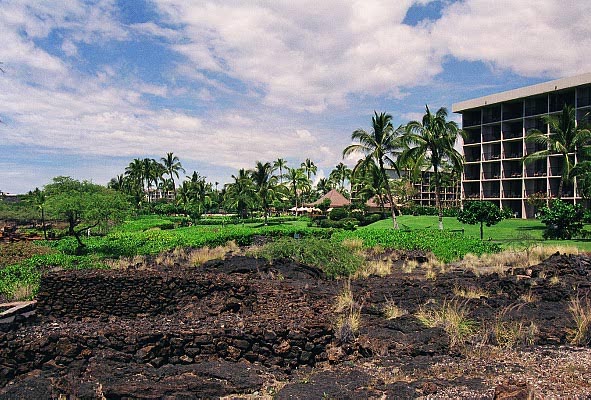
[
  {"left": 224, "top": 169, "right": 256, "bottom": 219},
  {"left": 400, "top": 105, "right": 465, "bottom": 230},
  {"left": 343, "top": 111, "right": 403, "bottom": 229},
  {"left": 273, "top": 158, "right": 288, "bottom": 183},
  {"left": 161, "top": 152, "right": 185, "bottom": 198},
  {"left": 523, "top": 105, "right": 591, "bottom": 198},
  {"left": 301, "top": 158, "right": 317, "bottom": 182},
  {"left": 316, "top": 177, "right": 333, "bottom": 195},
  {"left": 300, "top": 158, "right": 317, "bottom": 202},
  {"left": 125, "top": 158, "right": 144, "bottom": 189},
  {"left": 250, "top": 161, "right": 279, "bottom": 225},
  {"left": 329, "top": 162, "right": 352, "bottom": 192},
  {"left": 285, "top": 167, "right": 309, "bottom": 216},
  {"left": 108, "top": 174, "right": 126, "bottom": 192}
]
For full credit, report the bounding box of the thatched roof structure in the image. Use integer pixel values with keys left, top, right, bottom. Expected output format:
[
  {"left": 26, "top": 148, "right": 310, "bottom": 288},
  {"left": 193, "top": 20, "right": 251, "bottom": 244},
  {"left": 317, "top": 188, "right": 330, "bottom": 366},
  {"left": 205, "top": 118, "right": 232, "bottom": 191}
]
[{"left": 307, "top": 189, "right": 350, "bottom": 208}]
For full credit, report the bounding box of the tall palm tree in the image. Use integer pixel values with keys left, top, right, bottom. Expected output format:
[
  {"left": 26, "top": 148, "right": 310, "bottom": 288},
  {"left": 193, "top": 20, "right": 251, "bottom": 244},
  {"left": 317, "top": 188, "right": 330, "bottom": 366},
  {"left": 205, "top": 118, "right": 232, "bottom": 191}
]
[
  {"left": 301, "top": 158, "right": 317, "bottom": 182},
  {"left": 161, "top": 152, "right": 185, "bottom": 198},
  {"left": 400, "top": 105, "right": 465, "bottom": 230},
  {"left": 285, "top": 167, "right": 309, "bottom": 216},
  {"left": 250, "top": 161, "right": 279, "bottom": 225},
  {"left": 343, "top": 111, "right": 402, "bottom": 229},
  {"left": 273, "top": 158, "right": 288, "bottom": 183},
  {"left": 224, "top": 169, "right": 256, "bottom": 219},
  {"left": 300, "top": 158, "right": 317, "bottom": 202},
  {"left": 329, "top": 162, "right": 352, "bottom": 192},
  {"left": 523, "top": 105, "right": 591, "bottom": 198}
]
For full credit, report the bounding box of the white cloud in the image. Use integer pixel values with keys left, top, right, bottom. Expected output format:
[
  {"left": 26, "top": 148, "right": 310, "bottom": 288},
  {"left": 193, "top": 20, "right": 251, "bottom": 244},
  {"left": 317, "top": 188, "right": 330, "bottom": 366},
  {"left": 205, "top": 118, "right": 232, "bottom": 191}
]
[
  {"left": 154, "top": 0, "right": 440, "bottom": 113},
  {"left": 430, "top": 0, "right": 591, "bottom": 77}
]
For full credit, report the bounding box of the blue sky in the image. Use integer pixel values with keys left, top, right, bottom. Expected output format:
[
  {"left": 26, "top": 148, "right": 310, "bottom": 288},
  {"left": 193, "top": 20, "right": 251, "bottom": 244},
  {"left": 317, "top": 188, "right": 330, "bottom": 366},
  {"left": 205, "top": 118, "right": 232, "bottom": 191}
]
[{"left": 1, "top": 0, "right": 590, "bottom": 193}]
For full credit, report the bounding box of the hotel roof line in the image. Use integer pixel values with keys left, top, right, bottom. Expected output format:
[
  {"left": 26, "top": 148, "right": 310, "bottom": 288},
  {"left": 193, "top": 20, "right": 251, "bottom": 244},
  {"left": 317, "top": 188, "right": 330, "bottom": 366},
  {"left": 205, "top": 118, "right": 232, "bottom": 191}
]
[{"left": 452, "top": 72, "right": 591, "bottom": 113}]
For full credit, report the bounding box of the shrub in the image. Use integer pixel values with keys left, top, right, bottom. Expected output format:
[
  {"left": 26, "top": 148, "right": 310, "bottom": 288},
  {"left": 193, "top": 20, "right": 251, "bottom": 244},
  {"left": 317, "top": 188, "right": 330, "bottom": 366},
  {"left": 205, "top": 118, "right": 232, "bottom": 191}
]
[
  {"left": 252, "top": 237, "right": 364, "bottom": 278},
  {"left": 539, "top": 199, "right": 585, "bottom": 239},
  {"left": 329, "top": 207, "right": 349, "bottom": 221}
]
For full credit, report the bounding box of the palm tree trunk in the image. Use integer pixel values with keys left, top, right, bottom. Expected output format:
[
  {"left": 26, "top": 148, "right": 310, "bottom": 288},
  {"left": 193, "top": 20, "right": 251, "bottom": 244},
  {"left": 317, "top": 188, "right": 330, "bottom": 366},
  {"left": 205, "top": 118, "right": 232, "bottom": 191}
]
[
  {"left": 434, "top": 165, "right": 443, "bottom": 230},
  {"left": 379, "top": 160, "right": 399, "bottom": 229}
]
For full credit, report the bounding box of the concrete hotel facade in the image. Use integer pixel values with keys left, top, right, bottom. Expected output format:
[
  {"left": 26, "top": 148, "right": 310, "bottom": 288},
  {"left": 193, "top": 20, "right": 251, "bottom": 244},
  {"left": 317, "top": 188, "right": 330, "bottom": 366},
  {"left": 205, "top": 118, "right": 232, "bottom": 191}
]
[{"left": 452, "top": 73, "right": 591, "bottom": 218}]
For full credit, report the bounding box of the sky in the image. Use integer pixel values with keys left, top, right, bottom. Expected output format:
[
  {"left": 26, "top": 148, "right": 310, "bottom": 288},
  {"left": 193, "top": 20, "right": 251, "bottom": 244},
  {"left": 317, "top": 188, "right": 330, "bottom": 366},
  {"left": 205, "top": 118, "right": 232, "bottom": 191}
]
[{"left": 1, "top": 0, "right": 590, "bottom": 194}]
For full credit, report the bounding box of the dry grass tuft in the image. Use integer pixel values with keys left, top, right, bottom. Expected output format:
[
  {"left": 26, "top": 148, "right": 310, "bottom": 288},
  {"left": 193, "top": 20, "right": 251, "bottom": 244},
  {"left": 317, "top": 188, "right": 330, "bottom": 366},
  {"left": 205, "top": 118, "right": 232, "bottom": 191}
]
[
  {"left": 519, "top": 291, "right": 539, "bottom": 303},
  {"left": 425, "top": 267, "right": 437, "bottom": 280},
  {"left": 334, "top": 281, "right": 354, "bottom": 313},
  {"left": 9, "top": 283, "right": 35, "bottom": 301},
  {"left": 457, "top": 245, "right": 581, "bottom": 276},
  {"left": 190, "top": 241, "right": 239, "bottom": 266},
  {"left": 342, "top": 238, "right": 364, "bottom": 253},
  {"left": 354, "top": 259, "right": 392, "bottom": 279},
  {"left": 567, "top": 297, "right": 591, "bottom": 346},
  {"left": 333, "top": 280, "right": 362, "bottom": 343},
  {"left": 382, "top": 297, "right": 407, "bottom": 320},
  {"left": 416, "top": 300, "right": 477, "bottom": 348},
  {"left": 549, "top": 276, "right": 560, "bottom": 286},
  {"left": 487, "top": 305, "right": 538, "bottom": 348},
  {"left": 335, "top": 306, "right": 361, "bottom": 343},
  {"left": 453, "top": 286, "right": 489, "bottom": 299},
  {"left": 402, "top": 259, "right": 418, "bottom": 274}
]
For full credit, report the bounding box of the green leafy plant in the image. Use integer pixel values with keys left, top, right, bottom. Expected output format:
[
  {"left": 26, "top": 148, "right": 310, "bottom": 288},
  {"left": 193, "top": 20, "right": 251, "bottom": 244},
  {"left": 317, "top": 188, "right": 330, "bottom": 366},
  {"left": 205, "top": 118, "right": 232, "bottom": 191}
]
[
  {"left": 252, "top": 237, "right": 363, "bottom": 278},
  {"left": 457, "top": 201, "right": 505, "bottom": 240},
  {"left": 538, "top": 199, "right": 584, "bottom": 239}
]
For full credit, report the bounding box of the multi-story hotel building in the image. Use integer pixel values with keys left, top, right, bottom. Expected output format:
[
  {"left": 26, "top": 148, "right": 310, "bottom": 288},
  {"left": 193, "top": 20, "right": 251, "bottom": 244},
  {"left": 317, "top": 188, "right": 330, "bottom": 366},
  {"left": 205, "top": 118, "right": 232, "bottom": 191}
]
[{"left": 452, "top": 73, "right": 591, "bottom": 218}]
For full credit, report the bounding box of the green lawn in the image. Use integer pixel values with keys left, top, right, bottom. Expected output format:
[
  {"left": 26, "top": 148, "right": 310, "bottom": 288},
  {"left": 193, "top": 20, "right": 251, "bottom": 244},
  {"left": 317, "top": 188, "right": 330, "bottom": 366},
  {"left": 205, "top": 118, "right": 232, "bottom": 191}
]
[{"left": 365, "top": 215, "right": 591, "bottom": 251}]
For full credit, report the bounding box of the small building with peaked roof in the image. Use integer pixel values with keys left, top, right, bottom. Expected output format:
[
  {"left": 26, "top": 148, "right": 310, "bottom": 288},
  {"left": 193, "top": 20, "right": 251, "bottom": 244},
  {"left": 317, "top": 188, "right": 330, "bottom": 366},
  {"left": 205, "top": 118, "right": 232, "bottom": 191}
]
[{"left": 307, "top": 189, "right": 351, "bottom": 208}]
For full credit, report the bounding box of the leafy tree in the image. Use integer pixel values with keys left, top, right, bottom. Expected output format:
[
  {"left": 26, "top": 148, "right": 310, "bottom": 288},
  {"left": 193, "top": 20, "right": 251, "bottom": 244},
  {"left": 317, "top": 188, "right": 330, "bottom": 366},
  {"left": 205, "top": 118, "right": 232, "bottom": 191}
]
[
  {"left": 457, "top": 201, "right": 504, "bottom": 240},
  {"left": 44, "top": 177, "right": 130, "bottom": 250},
  {"left": 317, "top": 198, "right": 331, "bottom": 214},
  {"left": 161, "top": 152, "right": 185, "bottom": 198},
  {"left": 401, "top": 105, "right": 465, "bottom": 230},
  {"left": 538, "top": 199, "right": 584, "bottom": 239},
  {"left": 523, "top": 105, "right": 591, "bottom": 198},
  {"left": 343, "top": 111, "right": 403, "bottom": 229}
]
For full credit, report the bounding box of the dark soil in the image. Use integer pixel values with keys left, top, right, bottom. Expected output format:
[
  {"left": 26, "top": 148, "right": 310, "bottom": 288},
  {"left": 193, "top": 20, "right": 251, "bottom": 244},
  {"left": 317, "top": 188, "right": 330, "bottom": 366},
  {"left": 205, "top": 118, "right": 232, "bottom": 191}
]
[{"left": 2, "top": 252, "right": 591, "bottom": 398}]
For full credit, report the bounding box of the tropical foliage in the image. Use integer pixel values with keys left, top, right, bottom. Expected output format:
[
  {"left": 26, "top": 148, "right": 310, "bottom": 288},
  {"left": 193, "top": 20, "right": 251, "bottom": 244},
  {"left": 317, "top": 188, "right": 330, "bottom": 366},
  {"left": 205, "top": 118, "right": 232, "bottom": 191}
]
[
  {"left": 523, "top": 105, "right": 591, "bottom": 198},
  {"left": 344, "top": 112, "right": 402, "bottom": 229},
  {"left": 400, "top": 106, "right": 465, "bottom": 230}
]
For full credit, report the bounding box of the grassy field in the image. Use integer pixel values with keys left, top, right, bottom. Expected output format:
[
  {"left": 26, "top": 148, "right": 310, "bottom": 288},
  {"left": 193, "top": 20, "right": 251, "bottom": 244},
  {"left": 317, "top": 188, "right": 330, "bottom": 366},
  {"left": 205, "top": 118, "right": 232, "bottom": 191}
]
[{"left": 366, "top": 215, "right": 591, "bottom": 251}]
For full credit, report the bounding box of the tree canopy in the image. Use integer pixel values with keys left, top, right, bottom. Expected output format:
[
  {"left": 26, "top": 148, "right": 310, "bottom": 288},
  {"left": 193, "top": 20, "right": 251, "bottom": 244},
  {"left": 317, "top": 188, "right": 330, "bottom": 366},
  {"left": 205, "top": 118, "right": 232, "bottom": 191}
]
[
  {"left": 457, "top": 201, "right": 504, "bottom": 240},
  {"left": 44, "top": 177, "right": 131, "bottom": 249}
]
